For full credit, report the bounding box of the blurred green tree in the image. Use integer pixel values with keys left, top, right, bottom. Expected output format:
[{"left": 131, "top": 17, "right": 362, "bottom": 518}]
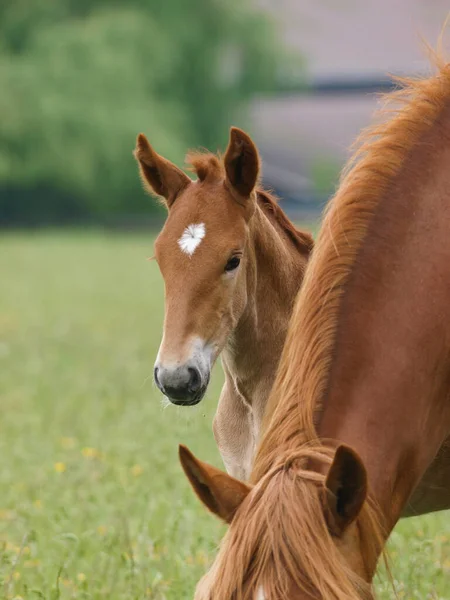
[{"left": 0, "top": 0, "right": 287, "bottom": 224}]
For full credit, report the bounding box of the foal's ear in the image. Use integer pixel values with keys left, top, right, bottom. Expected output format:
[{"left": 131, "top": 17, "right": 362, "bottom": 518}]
[
  {"left": 179, "top": 445, "right": 251, "bottom": 523},
  {"left": 323, "top": 445, "right": 367, "bottom": 536},
  {"left": 134, "top": 133, "right": 191, "bottom": 207},
  {"left": 224, "top": 127, "right": 260, "bottom": 198}
]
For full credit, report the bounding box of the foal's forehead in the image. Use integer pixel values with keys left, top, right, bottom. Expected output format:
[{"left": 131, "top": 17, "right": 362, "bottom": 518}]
[
  {"left": 175, "top": 178, "right": 242, "bottom": 220},
  {"left": 157, "top": 180, "right": 246, "bottom": 247}
]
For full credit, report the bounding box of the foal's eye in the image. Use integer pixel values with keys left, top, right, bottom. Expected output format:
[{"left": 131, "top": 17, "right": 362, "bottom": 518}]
[{"left": 225, "top": 256, "right": 241, "bottom": 272}]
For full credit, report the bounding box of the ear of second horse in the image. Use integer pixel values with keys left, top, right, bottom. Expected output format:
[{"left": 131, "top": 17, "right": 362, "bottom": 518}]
[
  {"left": 324, "top": 445, "right": 368, "bottom": 536},
  {"left": 179, "top": 445, "right": 252, "bottom": 523}
]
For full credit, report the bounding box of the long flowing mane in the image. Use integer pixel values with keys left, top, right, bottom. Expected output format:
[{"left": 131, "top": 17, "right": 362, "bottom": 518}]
[
  {"left": 186, "top": 151, "right": 313, "bottom": 256},
  {"left": 253, "top": 54, "right": 450, "bottom": 480},
  {"left": 200, "top": 56, "right": 450, "bottom": 599}
]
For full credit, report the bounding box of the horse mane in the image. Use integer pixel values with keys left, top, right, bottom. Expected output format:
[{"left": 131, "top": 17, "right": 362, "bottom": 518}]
[
  {"left": 186, "top": 150, "right": 314, "bottom": 256},
  {"left": 253, "top": 54, "right": 450, "bottom": 479},
  {"left": 201, "top": 446, "right": 383, "bottom": 600},
  {"left": 204, "top": 55, "right": 450, "bottom": 598},
  {"left": 256, "top": 190, "right": 314, "bottom": 255}
]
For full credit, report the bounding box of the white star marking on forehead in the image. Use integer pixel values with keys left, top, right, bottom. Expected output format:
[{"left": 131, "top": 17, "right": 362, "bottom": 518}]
[
  {"left": 256, "top": 586, "right": 266, "bottom": 600},
  {"left": 178, "top": 223, "right": 206, "bottom": 256}
]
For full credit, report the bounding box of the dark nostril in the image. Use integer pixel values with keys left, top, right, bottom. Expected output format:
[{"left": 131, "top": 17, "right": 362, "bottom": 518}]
[
  {"left": 188, "top": 367, "right": 201, "bottom": 392},
  {"left": 154, "top": 366, "right": 161, "bottom": 388}
]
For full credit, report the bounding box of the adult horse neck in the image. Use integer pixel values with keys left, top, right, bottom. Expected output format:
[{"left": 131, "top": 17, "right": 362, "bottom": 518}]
[
  {"left": 134, "top": 127, "right": 312, "bottom": 480},
  {"left": 181, "top": 58, "right": 450, "bottom": 599},
  {"left": 257, "top": 61, "right": 450, "bottom": 528}
]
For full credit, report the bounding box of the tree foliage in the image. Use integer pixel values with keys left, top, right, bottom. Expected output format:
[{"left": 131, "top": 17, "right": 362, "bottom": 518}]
[{"left": 0, "top": 0, "right": 285, "bottom": 223}]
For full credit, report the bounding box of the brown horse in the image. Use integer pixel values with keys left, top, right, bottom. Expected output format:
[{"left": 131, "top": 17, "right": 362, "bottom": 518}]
[
  {"left": 180, "top": 56, "right": 450, "bottom": 598},
  {"left": 134, "top": 128, "right": 313, "bottom": 480}
]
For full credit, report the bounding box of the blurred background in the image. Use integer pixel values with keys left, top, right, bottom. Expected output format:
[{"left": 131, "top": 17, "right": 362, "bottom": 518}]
[
  {"left": 1, "top": 2, "right": 450, "bottom": 599},
  {"left": 2, "top": 0, "right": 449, "bottom": 227}
]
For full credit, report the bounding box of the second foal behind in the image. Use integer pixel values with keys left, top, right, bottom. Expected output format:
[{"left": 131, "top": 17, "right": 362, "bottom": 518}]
[{"left": 134, "top": 127, "right": 313, "bottom": 480}]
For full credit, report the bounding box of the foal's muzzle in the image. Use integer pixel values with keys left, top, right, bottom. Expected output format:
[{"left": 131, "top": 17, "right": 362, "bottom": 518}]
[{"left": 154, "top": 363, "right": 210, "bottom": 406}]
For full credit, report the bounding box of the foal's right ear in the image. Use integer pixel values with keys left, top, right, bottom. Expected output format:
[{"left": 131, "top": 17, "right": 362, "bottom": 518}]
[
  {"left": 179, "top": 445, "right": 252, "bottom": 523},
  {"left": 224, "top": 127, "right": 260, "bottom": 199},
  {"left": 134, "top": 134, "right": 191, "bottom": 207}
]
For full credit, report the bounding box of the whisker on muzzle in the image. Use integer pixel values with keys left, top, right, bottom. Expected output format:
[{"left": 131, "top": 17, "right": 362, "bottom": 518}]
[
  {"left": 160, "top": 396, "right": 172, "bottom": 410},
  {"left": 139, "top": 373, "right": 155, "bottom": 390}
]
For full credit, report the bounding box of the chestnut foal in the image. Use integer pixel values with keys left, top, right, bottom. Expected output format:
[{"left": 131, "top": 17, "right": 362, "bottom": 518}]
[{"left": 135, "top": 128, "right": 313, "bottom": 480}]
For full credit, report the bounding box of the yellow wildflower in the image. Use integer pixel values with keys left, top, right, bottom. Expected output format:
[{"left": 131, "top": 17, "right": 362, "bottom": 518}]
[
  {"left": 131, "top": 464, "right": 143, "bottom": 477},
  {"left": 82, "top": 447, "right": 100, "bottom": 459},
  {"left": 54, "top": 462, "right": 66, "bottom": 473},
  {"left": 77, "top": 573, "right": 86, "bottom": 582}
]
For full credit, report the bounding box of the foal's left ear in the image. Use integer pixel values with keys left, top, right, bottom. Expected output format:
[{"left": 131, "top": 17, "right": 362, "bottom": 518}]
[
  {"left": 179, "top": 445, "right": 252, "bottom": 523},
  {"left": 323, "top": 445, "right": 367, "bottom": 536},
  {"left": 224, "top": 127, "right": 260, "bottom": 199}
]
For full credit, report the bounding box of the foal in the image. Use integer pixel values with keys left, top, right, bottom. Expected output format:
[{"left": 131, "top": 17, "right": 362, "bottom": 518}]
[
  {"left": 181, "top": 58, "right": 450, "bottom": 598},
  {"left": 135, "top": 128, "right": 313, "bottom": 480}
]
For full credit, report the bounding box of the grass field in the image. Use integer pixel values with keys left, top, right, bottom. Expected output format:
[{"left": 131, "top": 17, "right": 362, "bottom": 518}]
[{"left": 0, "top": 231, "right": 449, "bottom": 600}]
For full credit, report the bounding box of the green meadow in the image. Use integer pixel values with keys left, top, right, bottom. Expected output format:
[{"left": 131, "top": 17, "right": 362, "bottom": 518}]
[{"left": 0, "top": 232, "right": 449, "bottom": 599}]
